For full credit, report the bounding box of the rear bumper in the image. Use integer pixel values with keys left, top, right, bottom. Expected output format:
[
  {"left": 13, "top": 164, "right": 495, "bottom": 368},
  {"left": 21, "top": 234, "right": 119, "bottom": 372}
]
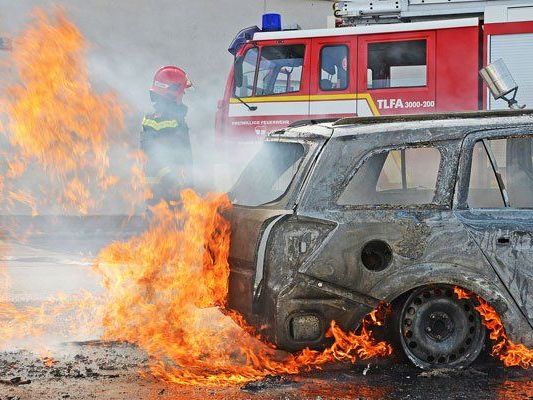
[{"left": 227, "top": 259, "right": 373, "bottom": 351}]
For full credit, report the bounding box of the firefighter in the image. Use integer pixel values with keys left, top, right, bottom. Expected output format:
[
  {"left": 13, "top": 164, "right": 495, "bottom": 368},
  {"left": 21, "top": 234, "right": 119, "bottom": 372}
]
[{"left": 141, "top": 66, "right": 193, "bottom": 204}]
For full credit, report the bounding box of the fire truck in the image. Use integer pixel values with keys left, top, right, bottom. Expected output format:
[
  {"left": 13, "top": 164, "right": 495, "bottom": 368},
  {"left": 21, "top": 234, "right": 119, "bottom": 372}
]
[{"left": 215, "top": 0, "right": 533, "bottom": 141}]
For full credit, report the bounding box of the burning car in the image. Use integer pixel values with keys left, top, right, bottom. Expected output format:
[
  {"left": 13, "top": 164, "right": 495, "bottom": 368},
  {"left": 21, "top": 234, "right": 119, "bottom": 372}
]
[{"left": 226, "top": 110, "right": 533, "bottom": 369}]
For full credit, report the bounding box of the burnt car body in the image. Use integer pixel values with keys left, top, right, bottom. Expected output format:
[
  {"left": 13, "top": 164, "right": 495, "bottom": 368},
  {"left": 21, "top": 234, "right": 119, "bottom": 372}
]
[{"left": 226, "top": 110, "right": 533, "bottom": 369}]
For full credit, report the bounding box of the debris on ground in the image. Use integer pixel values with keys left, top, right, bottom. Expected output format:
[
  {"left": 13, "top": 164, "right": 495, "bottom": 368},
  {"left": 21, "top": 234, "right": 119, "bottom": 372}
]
[
  {"left": 240, "top": 374, "right": 298, "bottom": 393},
  {"left": 0, "top": 377, "right": 31, "bottom": 386},
  {"left": 418, "top": 368, "right": 488, "bottom": 378}
]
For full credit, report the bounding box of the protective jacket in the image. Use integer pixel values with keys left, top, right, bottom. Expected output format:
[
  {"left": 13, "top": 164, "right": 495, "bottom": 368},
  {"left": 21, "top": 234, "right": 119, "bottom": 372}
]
[{"left": 141, "top": 103, "right": 192, "bottom": 203}]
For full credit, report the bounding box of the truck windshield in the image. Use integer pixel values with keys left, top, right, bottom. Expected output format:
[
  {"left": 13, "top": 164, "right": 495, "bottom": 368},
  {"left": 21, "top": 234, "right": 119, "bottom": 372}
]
[
  {"left": 256, "top": 45, "right": 305, "bottom": 95},
  {"left": 229, "top": 141, "right": 307, "bottom": 207},
  {"left": 234, "top": 45, "right": 305, "bottom": 97}
]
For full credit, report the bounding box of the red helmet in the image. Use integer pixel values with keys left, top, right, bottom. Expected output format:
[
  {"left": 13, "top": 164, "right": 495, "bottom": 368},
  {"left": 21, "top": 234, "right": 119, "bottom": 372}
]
[{"left": 150, "top": 66, "right": 192, "bottom": 103}]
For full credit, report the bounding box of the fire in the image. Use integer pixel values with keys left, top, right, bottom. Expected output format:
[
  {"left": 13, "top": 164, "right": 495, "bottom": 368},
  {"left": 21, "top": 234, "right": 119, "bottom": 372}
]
[
  {"left": 0, "top": 290, "right": 100, "bottom": 349},
  {"left": 0, "top": 8, "right": 527, "bottom": 385},
  {"left": 0, "top": 8, "right": 125, "bottom": 215},
  {"left": 41, "top": 351, "right": 57, "bottom": 368},
  {"left": 453, "top": 287, "right": 533, "bottom": 369},
  {"left": 94, "top": 189, "right": 391, "bottom": 386}
]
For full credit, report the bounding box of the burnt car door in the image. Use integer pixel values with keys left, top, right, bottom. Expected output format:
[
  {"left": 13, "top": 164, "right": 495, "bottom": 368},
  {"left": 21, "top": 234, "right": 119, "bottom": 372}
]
[
  {"left": 455, "top": 128, "right": 533, "bottom": 327},
  {"left": 296, "top": 133, "right": 462, "bottom": 305}
]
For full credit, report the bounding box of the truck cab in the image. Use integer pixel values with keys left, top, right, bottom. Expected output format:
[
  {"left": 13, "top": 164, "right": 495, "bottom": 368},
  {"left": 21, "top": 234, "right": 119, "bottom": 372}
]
[{"left": 216, "top": 1, "right": 533, "bottom": 142}]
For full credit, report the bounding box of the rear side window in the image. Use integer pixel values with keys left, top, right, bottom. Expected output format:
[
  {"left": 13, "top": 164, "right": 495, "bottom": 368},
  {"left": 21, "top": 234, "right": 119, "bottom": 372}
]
[
  {"left": 256, "top": 45, "right": 305, "bottom": 96},
  {"left": 320, "top": 45, "right": 348, "bottom": 91},
  {"left": 229, "top": 142, "right": 306, "bottom": 206},
  {"left": 367, "top": 40, "right": 427, "bottom": 89},
  {"left": 338, "top": 146, "right": 441, "bottom": 206},
  {"left": 468, "top": 137, "right": 533, "bottom": 209}
]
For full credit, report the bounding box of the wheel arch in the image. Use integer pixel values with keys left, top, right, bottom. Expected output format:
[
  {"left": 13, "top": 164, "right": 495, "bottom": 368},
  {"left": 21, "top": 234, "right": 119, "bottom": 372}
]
[{"left": 369, "top": 262, "right": 532, "bottom": 346}]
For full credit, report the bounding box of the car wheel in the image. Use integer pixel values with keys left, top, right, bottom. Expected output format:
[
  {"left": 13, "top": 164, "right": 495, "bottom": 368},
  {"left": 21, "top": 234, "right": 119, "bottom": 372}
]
[{"left": 398, "top": 284, "right": 485, "bottom": 369}]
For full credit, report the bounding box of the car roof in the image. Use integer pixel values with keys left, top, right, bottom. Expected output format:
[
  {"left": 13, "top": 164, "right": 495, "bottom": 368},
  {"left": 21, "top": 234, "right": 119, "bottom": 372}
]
[{"left": 274, "top": 110, "right": 533, "bottom": 142}]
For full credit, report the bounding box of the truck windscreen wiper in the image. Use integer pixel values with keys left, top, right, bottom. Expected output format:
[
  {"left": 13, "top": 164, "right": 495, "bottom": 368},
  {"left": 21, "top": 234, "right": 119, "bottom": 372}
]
[{"left": 235, "top": 95, "right": 257, "bottom": 111}]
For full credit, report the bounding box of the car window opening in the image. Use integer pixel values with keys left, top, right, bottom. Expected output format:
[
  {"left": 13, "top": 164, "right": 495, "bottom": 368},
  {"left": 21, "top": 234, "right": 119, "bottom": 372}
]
[
  {"left": 338, "top": 146, "right": 441, "bottom": 206},
  {"left": 468, "top": 136, "right": 533, "bottom": 209},
  {"left": 229, "top": 142, "right": 306, "bottom": 207}
]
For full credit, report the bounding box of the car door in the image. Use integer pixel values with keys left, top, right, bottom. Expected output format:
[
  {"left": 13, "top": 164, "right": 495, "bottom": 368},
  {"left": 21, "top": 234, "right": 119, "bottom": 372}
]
[
  {"left": 454, "top": 128, "right": 533, "bottom": 327},
  {"left": 296, "top": 137, "right": 460, "bottom": 299}
]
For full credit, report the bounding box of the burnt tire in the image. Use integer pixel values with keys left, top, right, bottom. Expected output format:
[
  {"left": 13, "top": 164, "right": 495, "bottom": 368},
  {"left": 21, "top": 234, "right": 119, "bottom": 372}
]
[{"left": 398, "top": 285, "right": 485, "bottom": 369}]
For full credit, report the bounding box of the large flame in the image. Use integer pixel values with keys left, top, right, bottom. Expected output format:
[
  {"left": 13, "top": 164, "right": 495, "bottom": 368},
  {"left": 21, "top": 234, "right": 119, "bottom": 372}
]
[
  {"left": 0, "top": 8, "right": 125, "bottom": 214},
  {"left": 454, "top": 287, "right": 532, "bottom": 368},
  {"left": 94, "top": 189, "right": 392, "bottom": 386},
  {"left": 0, "top": 7, "right": 391, "bottom": 385}
]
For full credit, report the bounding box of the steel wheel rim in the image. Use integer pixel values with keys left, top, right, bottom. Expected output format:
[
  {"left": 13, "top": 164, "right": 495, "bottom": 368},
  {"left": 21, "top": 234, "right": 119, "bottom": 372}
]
[{"left": 399, "top": 285, "right": 485, "bottom": 369}]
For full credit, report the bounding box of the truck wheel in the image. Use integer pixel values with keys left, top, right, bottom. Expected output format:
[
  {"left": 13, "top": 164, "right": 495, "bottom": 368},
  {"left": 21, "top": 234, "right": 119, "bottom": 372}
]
[{"left": 398, "top": 285, "right": 485, "bottom": 369}]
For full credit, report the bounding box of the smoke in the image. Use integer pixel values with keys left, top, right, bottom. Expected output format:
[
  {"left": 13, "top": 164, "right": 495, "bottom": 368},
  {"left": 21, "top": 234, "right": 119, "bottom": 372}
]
[{"left": 0, "top": 0, "right": 330, "bottom": 359}]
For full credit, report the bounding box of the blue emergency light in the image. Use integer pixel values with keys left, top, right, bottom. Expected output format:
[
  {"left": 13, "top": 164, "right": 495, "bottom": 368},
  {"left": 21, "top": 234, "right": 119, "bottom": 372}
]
[
  {"left": 262, "top": 13, "right": 282, "bottom": 32},
  {"left": 228, "top": 26, "right": 260, "bottom": 56}
]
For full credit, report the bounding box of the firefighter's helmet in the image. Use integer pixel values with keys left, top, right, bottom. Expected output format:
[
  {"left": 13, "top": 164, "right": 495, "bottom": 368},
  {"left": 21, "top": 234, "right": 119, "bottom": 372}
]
[{"left": 150, "top": 66, "right": 192, "bottom": 103}]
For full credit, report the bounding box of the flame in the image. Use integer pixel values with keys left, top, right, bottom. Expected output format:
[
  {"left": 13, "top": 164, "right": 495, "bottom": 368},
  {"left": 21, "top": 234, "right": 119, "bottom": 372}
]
[
  {"left": 0, "top": 9, "right": 392, "bottom": 385},
  {"left": 93, "top": 189, "right": 392, "bottom": 386},
  {"left": 41, "top": 351, "right": 57, "bottom": 368},
  {"left": 0, "top": 8, "right": 125, "bottom": 214},
  {"left": 0, "top": 290, "right": 100, "bottom": 348},
  {"left": 453, "top": 287, "right": 532, "bottom": 368}
]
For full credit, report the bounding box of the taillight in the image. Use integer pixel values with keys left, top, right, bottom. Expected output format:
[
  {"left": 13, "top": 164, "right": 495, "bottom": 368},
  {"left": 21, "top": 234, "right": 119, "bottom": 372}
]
[{"left": 271, "top": 218, "right": 336, "bottom": 270}]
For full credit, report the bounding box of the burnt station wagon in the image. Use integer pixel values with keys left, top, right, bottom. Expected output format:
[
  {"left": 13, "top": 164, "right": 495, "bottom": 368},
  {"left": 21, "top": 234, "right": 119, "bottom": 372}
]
[{"left": 226, "top": 110, "right": 533, "bottom": 369}]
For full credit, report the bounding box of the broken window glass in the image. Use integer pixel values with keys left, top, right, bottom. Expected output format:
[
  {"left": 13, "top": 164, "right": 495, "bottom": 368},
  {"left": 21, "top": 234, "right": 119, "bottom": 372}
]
[
  {"left": 338, "top": 146, "right": 441, "bottom": 206},
  {"left": 367, "top": 40, "right": 427, "bottom": 89}
]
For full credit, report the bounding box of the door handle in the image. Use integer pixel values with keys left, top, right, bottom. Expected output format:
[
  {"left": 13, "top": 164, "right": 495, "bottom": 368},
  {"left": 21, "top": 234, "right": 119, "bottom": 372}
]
[{"left": 497, "top": 236, "right": 510, "bottom": 245}]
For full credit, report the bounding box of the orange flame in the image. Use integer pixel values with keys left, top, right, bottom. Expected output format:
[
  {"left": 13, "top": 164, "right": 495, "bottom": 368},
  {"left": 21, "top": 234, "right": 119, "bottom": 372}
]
[
  {"left": 93, "top": 189, "right": 391, "bottom": 386},
  {"left": 0, "top": 10, "right": 391, "bottom": 385},
  {"left": 0, "top": 8, "right": 125, "bottom": 214},
  {"left": 41, "top": 351, "right": 57, "bottom": 368},
  {"left": 0, "top": 190, "right": 390, "bottom": 385},
  {"left": 453, "top": 287, "right": 532, "bottom": 368}
]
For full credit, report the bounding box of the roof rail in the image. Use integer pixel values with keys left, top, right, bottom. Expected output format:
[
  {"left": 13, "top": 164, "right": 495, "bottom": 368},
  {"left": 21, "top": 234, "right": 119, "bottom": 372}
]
[{"left": 332, "top": 109, "right": 533, "bottom": 127}]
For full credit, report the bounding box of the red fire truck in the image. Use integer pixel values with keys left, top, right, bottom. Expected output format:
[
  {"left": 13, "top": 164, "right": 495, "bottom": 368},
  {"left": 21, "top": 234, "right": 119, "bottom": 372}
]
[{"left": 215, "top": 0, "right": 533, "bottom": 141}]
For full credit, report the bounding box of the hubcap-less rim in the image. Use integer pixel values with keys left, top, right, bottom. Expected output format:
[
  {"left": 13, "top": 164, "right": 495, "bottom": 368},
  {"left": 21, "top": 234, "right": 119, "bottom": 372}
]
[{"left": 399, "top": 285, "right": 485, "bottom": 368}]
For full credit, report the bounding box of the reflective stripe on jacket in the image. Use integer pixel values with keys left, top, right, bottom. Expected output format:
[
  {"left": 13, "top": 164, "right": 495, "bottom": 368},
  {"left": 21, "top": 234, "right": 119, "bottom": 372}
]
[{"left": 142, "top": 117, "right": 179, "bottom": 131}]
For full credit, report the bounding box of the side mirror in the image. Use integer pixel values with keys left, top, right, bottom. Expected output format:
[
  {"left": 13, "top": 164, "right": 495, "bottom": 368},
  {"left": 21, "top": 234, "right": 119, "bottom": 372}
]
[
  {"left": 234, "top": 56, "right": 244, "bottom": 89},
  {"left": 480, "top": 59, "right": 525, "bottom": 109}
]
